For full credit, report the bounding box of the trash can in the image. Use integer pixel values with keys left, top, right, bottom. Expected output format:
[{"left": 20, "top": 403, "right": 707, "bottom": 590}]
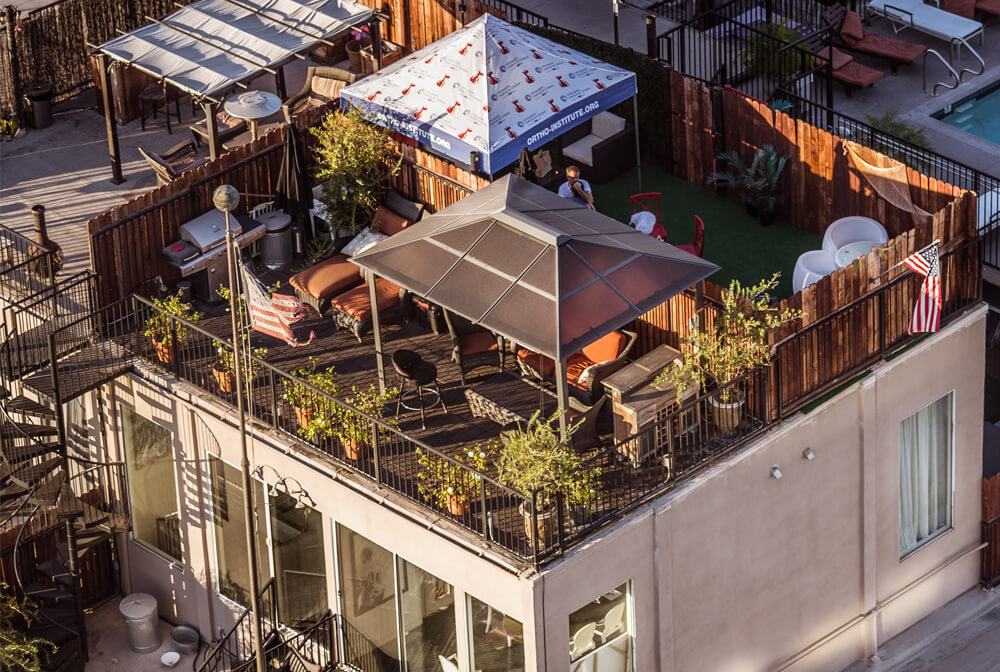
[
  {"left": 23, "top": 83, "right": 53, "bottom": 129},
  {"left": 119, "top": 593, "right": 160, "bottom": 653},
  {"left": 258, "top": 211, "right": 293, "bottom": 270}
]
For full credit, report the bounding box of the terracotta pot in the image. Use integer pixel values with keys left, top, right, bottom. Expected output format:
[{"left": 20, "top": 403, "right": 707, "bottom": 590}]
[
  {"left": 293, "top": 405, "right": 313, "bottom": 428},
  {"left": 446, "top": 495, "right": 468, "bottom": 516},
  {"left": 519, "top": 502, "right": 557, "bottom": 550},
  {"left": 342, "top": 436, "right": 368, "bottom": 460},
  {"left": 152, "top": 337, "right": 174, "bottom": 365},
  {"left": 709, "top": 389, "right": 744, "bottom": 435},
  {"left": 213, "top": 366, "right": 234, "bottom": 393},
  {"left": 345, "top": 37, "right": 370, "bottom": 71}
]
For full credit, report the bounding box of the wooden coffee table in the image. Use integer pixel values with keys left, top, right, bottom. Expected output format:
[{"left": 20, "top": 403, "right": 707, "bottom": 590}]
[{"left": 465, "top": 371, "right": 563, "bottom": 426}]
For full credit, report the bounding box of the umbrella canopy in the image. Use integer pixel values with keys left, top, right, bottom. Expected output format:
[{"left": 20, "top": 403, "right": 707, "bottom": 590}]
[
  {"left": 274, "top": 124, "right": 313, "bottom": 229},
  {"left": 352, "top": 175, "right": 720, "bottom": 361},
  {"left": 340, "top": 14, "right": 637, "bottom": 174}
]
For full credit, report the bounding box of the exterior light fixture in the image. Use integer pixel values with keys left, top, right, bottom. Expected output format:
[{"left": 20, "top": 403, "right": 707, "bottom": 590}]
[{"left": 771, "top": 465, "right": 783, "bottom": 480}]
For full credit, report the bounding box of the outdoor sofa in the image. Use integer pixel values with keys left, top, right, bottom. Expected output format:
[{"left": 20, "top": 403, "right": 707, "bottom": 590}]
[
  {"left": 517, "top": 329, "right": 638, "bottom": 403},
  {"left": 283, "top": 66, "right": 359, "bottom": 122},
  {"left": 559, "top": 111, "right": 636, "bottom": 184}
]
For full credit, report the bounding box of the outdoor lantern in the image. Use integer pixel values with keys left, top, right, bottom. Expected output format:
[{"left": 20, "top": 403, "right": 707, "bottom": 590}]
[{"left": 213, "top": 184, "right": 240, "bottom": 213}]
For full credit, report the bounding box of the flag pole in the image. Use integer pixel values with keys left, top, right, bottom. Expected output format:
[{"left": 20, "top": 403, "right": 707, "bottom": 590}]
[{"left": 869, "top": 238, "right": 940, "bottom": 283}]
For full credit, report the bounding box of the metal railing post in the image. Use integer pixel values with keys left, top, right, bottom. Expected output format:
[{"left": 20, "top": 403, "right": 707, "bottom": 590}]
[{"left": 371, "top": 419, "right": 382, "bottom": 483}]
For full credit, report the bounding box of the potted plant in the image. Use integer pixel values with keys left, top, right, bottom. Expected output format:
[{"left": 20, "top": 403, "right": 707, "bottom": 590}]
[
  {"left": 345, "top": 27, "right": 371, "bottom": 72},
  {"left": 417, "top": 446, "right": 490, "bottom": 516},
  {"left": 142, "top": 291, "right": 203, "bottom": 365},
  {"left": 335, "top": 384, "right": 399, "bottom": 460},
  {"left": 496, "top": 413, "right": 601, "bottom": 549},
  {"left": 657, "top": 274, "right": 801, "bottom": 435},
  {"left": 707, "top": 144, "right": 787, "bottom": 225},
  {"left": 213, "top": 343, "right": 267, "bottom": 393},
  {"left": 283, "top": 359, "right": 340, "bottom": 441}
]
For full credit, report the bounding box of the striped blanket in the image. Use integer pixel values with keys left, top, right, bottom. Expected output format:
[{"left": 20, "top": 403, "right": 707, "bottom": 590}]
[{"left": 243, "top": 266, "right": 314, "bottom": 346}]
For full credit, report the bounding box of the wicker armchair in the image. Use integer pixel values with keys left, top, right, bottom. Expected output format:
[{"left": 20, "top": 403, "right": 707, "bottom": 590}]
[
  {"left": 138, "top": 140, "right": 207, "bottom": 186},
  {"left": 517, "top": 330, "right": 638, "bottom": 404},
  {"left": 189, "top": 111, "right": 247, "bottom": 150},
  {"left": 442, "top": 310, "right": 502, "bottom": 384},
  {"left": 282, "top": 66, "right": 359, "bottom": 122}
]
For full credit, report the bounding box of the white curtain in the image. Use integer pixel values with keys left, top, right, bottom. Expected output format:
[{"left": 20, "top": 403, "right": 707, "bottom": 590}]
[{"left": 899, "top": 394, "right": 953, "bottom": 556}]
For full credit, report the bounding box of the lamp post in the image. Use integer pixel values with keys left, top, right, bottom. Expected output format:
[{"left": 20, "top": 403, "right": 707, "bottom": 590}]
[
  {"left": 213, "top": 185, "right": 265, "bottom": 672},
  {"left": 613, "top": 0, "right": 620, "bottom": 46}
]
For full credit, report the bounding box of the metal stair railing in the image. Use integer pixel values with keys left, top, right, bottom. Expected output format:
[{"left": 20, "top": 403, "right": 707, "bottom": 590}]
[
  {"left": 922, "top": 49, "right": 962, "bottom": 97},
  {"left": 198, "top": 579, "right": 279, "bottom": 672},
  {"left": 231, "top": 612, "right": 339, "bottom": 672},
  {"left": 952, "top": 37, "right": 985, "bottom": 83}
]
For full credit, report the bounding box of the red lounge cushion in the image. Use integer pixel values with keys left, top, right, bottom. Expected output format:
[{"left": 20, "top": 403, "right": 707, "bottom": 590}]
[
  {"left": 460, "top": 331, "right": 499, "bottom": 355},
  {"left": 840, "top": 10, "right": 864, "bottom": 41},
  {"left": 818, "top": 46, "right": 854, "bottom": 71},
  {"left": 289, "top": 254, "right": 360, "bottom": 299},
  {"left": 841, "top": 30, "right": 925, "bottom": 62},
  {"left": 978, "top": 0, "right": 1000, "bottom": 16},
  {"left": 329, "top": 278, "right": 401, "bottom": 320},
  {"left": 943, "top": 0, "right": 976, "bottom": 17},
  {"left": 581, "top": 331, "right": 626, "bottom": 365},
  {"left": 834, "top": 61, "right": 885, "bottom": 88},
  {"left": 372, "top": 204, "right": 411, "bottom": 236},
  {"left": 517, "top": 348, "right": 555, "bottom": 377}
]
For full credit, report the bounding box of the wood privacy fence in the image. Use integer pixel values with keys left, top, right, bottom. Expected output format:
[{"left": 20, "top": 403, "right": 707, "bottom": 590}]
[
  {"left": 0, "top": 0, "right": 184, "bottom": 110},
  {"left": 985, "top": 472, "right": 1000, "bottom": 585},
  {"left": 363, "top": 0, "right": 528, "bottom": 54},
  {"left": 88, "top": 106, "right": 481, "bottom": 307}
]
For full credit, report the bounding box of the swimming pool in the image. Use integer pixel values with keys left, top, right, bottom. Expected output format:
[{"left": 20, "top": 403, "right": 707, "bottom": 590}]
[{"left": 933, "top": 80, "right": 1000, "bottom": 146}]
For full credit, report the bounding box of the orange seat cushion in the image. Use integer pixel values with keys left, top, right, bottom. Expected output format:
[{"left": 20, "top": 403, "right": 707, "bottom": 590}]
[
  {"left": 517, "top": 348, "right": 555, "bottom": 377},
  {"left": 289, "top": 254, "right": 360, "bottom": 300},
  {"left": 372, "top": 205, "right": 411, "bottom": 236},
  {"left": 329, "top": 278, "right": 401, "bottom": 320},
  {"left": 565, "top": 355, "right": 593, "bottom": 390},
  {"left": 581, "top": 331, "right": 626, "bottom": 364},
  {"left": 460, "top": 331, "right": 499, "bottom": 355}
]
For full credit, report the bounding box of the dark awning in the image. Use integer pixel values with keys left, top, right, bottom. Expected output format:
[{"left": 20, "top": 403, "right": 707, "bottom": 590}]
[{"left": 352, "top": 175, "right": 719, "bottom": 361}]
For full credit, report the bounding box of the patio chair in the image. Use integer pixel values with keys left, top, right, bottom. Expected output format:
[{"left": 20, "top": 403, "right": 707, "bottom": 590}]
[
  {"left": 138, "top": 80, "right": 182, "bottom": 133},
  {"left": 442, "top": 310, "right": 502, "bottom": 385},
  {"left": 822, "top": 6, "right": 926, "bottom": 73},
  {"left": 517, "top": 329, "right": 638, "bottom": 404},
  {"left": 570, "top": 622, "right": 597, "bottom": 659},
  {"left": 866, "top": 0, "right": 983, "bottom": 62},
  {"left": 189, "top": 110, "right": 247, "bottom": 150},
  {"left": 676, "top": 215, "right": 705, "bottom": 258},
  {"left": 329, "top": 277, "right": 404, "bottom": 343},
  {"left": 559, "top": 111, "right": 636, "bottom": 184},
  {"left": 138, "top": 140, "right": 208, "bottom": 186},
  {"left": 975, "top": 0, "right": 1000, "bottom": 18},
  {"left": 282, "top": 66, "right": 359, "bottom": 122},
  {"left": 594, "top": 602, "right": 627, "bottom": 643},
  {"left": 566, "top": 395, "right": 606, "bottom": 453},
  {"left": 808, "top": 39, "right": 886, "bottom": 97},
  {"left": 630, "top": 193, "right": 667, "bottom": 240}
]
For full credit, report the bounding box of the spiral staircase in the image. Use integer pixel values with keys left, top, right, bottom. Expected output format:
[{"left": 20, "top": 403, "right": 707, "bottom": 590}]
[{"left": 1, "top": 271, "right": 132, "bottom": 672}]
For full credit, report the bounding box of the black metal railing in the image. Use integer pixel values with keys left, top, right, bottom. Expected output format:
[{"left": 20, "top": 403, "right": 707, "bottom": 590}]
[
  {"left": 231, "top": 612, "right": 338, "bottom": 672},
  {"left": 198, "top": 579, "right": 280, "bottom": 672},
  {"left": 480, "top": 0, "right": 549, "bottom": 27},
  {"left": 649, "top": 0, "right": 695, "bottom": 24},
  {"left": 0, "top": 224, "right": 57, "bottom": 304},
  {"left": 341, "top": 616, "right": 397, "bottom": 672}
]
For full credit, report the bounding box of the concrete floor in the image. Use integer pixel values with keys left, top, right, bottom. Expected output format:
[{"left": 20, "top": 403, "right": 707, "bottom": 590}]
[{"left": 86, "top": 598, "right": 200, "bottom": 672}]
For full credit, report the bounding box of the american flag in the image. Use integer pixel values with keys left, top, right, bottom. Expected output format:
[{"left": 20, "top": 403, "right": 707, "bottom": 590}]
[{"left": 902, "top": 243, "right": 940, "bottom": 334}]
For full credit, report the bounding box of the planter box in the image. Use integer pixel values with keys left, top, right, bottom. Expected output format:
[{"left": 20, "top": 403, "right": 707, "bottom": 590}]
[
  {"left": 310, "top": 35, "right": 350, "bottom": 65},
  {"left": 360, "top": 40, "right": 403, "bottom": 74}
]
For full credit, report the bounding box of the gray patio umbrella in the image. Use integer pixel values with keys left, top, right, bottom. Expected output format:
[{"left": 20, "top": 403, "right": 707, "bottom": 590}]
[
  {"left": 274, "top": 124, "right": 313, "bottom": 235},
  {"left": 352, "top": 174, "right": 720, "bottom": 435}
]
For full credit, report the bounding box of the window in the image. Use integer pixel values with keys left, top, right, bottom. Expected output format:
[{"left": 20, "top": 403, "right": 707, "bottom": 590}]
[
  {"left": 337, "top": 525, "right": 400, "bottom": 669},
  {"left": 397, "top": 557, "right": 457, "bottom": 672},
  {"left": 900, "top": 393, "right": 954, "bottom": 557},
  {"left": 208, "top": 456, "right": 268, "bottom": 607},
  {"left": 269, "top": 490, "right": 327, "bottom": 629},
  {"left": 568, "top": 582, "right": 632, "bottom": 672},
  {"left": 121, "top": 406, "right": 180, "bottom": 562},
  {"left": 467, "top": 595, "right": 525, "bottom": 672}
]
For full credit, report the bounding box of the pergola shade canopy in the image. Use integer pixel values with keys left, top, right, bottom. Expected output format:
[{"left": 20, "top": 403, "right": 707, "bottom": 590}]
[
  {"left": 352, "top": 175, "right": 719, "bottom": 361},
  {"left": 99, "top": 0, "right": 374, "bottom": 99}
]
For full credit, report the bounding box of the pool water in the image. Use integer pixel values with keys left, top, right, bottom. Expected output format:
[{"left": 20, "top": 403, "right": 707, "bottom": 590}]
[{"left": 934, "top": 81, "right": 1000, "bottom": 146}]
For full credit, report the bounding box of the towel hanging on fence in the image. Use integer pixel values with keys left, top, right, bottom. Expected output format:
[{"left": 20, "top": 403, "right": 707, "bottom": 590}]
[{"left": 843, "top": 141, "right": 933, "bottom": 229}]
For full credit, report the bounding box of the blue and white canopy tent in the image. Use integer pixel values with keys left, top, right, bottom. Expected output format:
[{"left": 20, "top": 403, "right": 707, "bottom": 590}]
[{"left": 340, "top": 14, "right": 640, "bottom": 176}]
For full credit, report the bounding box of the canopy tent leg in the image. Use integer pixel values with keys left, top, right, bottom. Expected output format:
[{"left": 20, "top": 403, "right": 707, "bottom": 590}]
[
  {"left": 555, "top": 359, "right": 571, "bottom": 442},
  {"left": 633, "top": 95, "right": 642, "bottom": 192},
  {"left": 369, "top": 275, "right": 386, "bottom": 394},
  {"left": 202, "top": 100, "right": 220, "bottom": 161},
  {"left": 96, "top": 53, "right": 125, "bottom": 185}
]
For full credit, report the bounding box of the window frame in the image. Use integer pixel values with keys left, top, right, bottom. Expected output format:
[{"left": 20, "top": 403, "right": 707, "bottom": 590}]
[{"left": 898, "top": 391, "right": 956, "bottom": 560}]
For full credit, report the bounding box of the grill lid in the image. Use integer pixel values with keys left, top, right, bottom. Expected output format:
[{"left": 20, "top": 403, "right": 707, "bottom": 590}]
[{"left": 179, "top": 210, "right": 242, "bottom": 252}]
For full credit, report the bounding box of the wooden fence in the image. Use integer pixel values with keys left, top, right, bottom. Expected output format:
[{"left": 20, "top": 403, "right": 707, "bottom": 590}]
[
  {"left": 364, "top": 0, "right": 512, "bottom": 54},
  {"left": 88, "top": 106, "right": 481, "bottom": 307},
  {"left": 666, "top": 69, "right": 716, "bottom": 186},
  {"left": 985, "top": 472, "right": 1000, "bottom": 586}
]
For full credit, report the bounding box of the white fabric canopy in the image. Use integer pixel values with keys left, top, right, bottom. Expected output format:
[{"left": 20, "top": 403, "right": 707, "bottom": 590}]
[{"left": 99, "top": 0, "right": 374, "bottom": 99}]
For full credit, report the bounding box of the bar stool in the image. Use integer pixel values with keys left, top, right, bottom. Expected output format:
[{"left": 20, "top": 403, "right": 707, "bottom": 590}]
[
  {"left": 138, "top": 81, "right": 182, "bottom": 133},
  {"left": 392, "top": 349, "right": 448, "bottom": 429}
]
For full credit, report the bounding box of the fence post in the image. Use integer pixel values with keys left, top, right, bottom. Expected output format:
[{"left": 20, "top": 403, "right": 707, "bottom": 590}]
[
  {"left": 170, "top": 319, "right": 180, "bottom": 378},
  {"left": 479, "top": 478, "right": 489, "bottom": 542},
  {"left": 371, "top": 419, "right": 382, "bottom": 483},
  {"left": 530, "top": 492, "right": 539, "bottom": 566},
  {"left": 646, "top": 15, "right": 657, "bottom": 59}
]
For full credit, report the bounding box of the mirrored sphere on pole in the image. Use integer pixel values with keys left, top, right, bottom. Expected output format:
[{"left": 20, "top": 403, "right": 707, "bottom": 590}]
[{"left": 213, "top": 184, "right": 240, "bottom": 213}]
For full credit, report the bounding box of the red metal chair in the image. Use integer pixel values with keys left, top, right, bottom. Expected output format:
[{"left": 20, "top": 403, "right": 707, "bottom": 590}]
[
  {"left": 630, "top": 192, "right": 667, "bottom": 241},
  {"left": 677, "top": 215, "right": 705, "bottom": 258}
]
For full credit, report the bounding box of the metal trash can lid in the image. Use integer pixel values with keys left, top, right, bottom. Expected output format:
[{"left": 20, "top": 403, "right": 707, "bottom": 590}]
[
  {"left": 258, "top": 210, "right": 292, "bottom": 233},
  {"left": 119, "top": 593, "right": 158, "bottom": 619},
  {"left": 24, "top": 83, "right": 52, "bottom": 99}
]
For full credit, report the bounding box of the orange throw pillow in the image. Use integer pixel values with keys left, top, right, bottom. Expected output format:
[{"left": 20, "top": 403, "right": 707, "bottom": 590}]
[
  {"left": 840, "top": 10, "right": 864, "bottom": 41},
  {"left": 372, "top": 205, "right": 411, "bottom": 236}
]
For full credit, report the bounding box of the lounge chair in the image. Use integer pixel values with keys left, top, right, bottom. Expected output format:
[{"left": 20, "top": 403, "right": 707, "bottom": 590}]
[
  {"left": 517, "top": 329, "right": 638, "bottom": 404},
  {"left": 282, "top": 66, "right": 359, "bottom": 123},
  {"left": 189, "top": 110, "right": 247, "bottom": 150},
  {"left": 443, "top": 310, "right": 503, "bottom": 384},
  {"left": 976, "top": 0, "right": 1000, "bottom": 18},
  {"left": 138, "top": 140, "right": 208, "bottom": 186},
  {"left": 867, "top": 0, "right": 983, "bottom": 62},
  {"left": 330, "top": 277, "right": 404, "bottom": 343},
  {"left": 822, "top": 6, "right": 925, "bottom": 73},
  {"left": 821, "top": 46, "right": 886, "bottom": 96}
]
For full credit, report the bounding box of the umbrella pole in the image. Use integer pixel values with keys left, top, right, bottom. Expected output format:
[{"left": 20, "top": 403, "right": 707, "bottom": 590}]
[
  {"left": 633, "top": 96, "right": 642, "bottom": 192},
  {"left": 369, "top": 274, "right": 386, "bottom": 394},
  {"left": 555, "top": 359, "right": 571, "bottom": 442}
]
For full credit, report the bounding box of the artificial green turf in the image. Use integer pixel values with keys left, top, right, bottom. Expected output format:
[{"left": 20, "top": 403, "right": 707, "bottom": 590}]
[{"left": 590, "top": 164, "right": 822, "bottom": 299}]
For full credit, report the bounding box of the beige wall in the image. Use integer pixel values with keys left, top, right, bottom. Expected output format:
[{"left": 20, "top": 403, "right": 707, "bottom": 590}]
[{"left": 536, "top": 306, "right": 985, "bottom": 672}]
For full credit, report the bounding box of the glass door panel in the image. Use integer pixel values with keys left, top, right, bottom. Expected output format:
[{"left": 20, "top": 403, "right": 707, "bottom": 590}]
[
  {"left": 269, "top": 491, "right": 327, "bottom": 629},
  {"left": 397, "top": 558, "right": 457, "bottom": 672}
]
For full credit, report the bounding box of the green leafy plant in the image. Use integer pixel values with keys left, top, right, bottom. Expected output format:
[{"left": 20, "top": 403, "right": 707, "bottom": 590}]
[
  {"left": 283, "top": 359, "right": 340, "bottom": 441},
  {"left": 334, "top": 384, "right": 399, "bottom": 449},
  {"left": 142, "top": 291, "right": 203, "bottom": 346},
  {"left": 656, "top": 274, "right": 801, "bottom": 403},
  {"left": 417, "top": 445, "right": 490, "bottom": 511},
  {"left": 213, "top": 285, "right": 267, "bottom": 375},
  {"left": 741, "top": 21, "right": 814, "bottom": 82},
  {"left": 0, "top": 110, "right": 17, "bottom": 140},
  {"left": 708, "top": 144, "right": 787, "bottom": 215},
  {"left": 496, "top": 412, "right": 600, "bottom": 510},
  {"left": 863, "top": 109, "right": 932, "bottom": 150},
  {"left": 310, "top": 107, "right": 402, "bottom": 238},
  {"left": 1, "top": 582, "right": 56, "bottom": 672}
]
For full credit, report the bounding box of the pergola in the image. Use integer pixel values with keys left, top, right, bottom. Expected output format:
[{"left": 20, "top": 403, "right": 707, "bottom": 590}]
[
  {"left": 94, "top": 0, "right": 376, "bottom": 183},
  {"left": 352, "top": 175, "right": 720, "bottom": 437}
]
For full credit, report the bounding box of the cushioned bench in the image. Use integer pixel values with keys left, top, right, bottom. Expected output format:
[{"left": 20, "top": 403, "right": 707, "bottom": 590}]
[
  {"left": 289, "top": 254, "right": 361, "bottom": 314},
  {"left": 330, "top": 278, "right": 404, "bottom": 342}
]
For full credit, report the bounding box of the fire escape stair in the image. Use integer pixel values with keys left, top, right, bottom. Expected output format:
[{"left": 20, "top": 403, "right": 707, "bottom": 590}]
[{"left": 20, "top": 340, "right": 133, "bottom": 405}]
